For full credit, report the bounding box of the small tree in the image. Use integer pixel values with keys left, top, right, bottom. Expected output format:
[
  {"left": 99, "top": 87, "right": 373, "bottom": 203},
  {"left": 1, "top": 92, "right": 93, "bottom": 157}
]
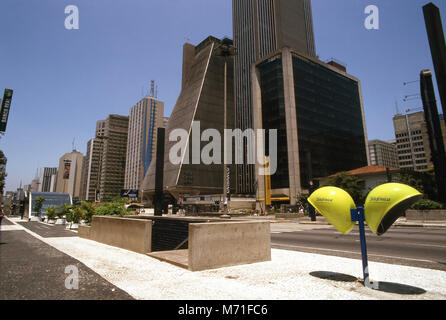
[
  {"left": 46, "top": 207, "right": 58, "bottom": 221},
  {"left": 58, "top": 204, "right": 72, "bottom": 219},
  {"left": 33, "top": 196, "right": 45, "bottom": 219},
  {"left": 322, "top": 172, "right": 366, "bottom": 206},
  {"left": 71, "top": 206, "right": 84, "bottom": 224},
  {"left": 79, "top": 201, "right": 96, "bottom": 223},
  {"left": 95, "top": 199, "right": 128, "bottom": 217}
]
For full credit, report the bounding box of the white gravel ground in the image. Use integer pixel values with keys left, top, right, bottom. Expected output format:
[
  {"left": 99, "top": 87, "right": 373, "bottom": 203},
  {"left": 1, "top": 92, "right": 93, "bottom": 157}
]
[
  {"left": 6, "top": 218, "right": 446, "bottom": 300},
  {"left": 43, "top": 236, "right": 446, "bottom": 300}
]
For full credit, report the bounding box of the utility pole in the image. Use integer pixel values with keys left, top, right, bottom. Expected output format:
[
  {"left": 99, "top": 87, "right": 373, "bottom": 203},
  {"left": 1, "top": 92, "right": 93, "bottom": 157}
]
[{"left": 420, "top": 70, "right": 446, "bottom": 204}]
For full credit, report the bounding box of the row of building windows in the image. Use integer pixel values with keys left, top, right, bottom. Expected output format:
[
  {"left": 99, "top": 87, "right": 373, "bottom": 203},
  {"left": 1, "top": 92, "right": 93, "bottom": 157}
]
[{"left": 396, "top": 130, "right": 422, "bottom": 138}]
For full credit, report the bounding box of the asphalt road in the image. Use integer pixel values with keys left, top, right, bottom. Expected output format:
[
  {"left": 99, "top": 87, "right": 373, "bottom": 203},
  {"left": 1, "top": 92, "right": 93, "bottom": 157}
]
[
  {"left": 0, "top": 224, "right": 134, "bottom": 300},
  {"left": 271, "top": 226, "right": 446, "bottom": 271}
]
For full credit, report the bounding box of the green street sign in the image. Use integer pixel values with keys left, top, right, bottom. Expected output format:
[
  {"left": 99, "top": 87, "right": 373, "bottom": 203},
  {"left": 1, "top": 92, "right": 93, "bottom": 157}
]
[{"left": 0, "top": 89, "right": 14, "bottom": 133}]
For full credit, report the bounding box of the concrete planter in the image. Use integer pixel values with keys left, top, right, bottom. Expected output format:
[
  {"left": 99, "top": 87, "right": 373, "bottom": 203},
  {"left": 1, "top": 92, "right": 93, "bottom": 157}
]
[
  {"left": 78, "top": 225, "right": 91, "bottom": 238},
  {"left": 66, "top": 222, "right": 79, "bottom": 230},
  {"left": 406, "top": 209, "right": 446, "bottom": 221}
]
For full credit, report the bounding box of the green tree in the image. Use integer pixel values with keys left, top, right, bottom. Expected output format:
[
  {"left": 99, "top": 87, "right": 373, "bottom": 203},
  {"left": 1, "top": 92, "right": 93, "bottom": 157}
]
[
  {"left": 58, "top": 204, "right": 72, "bottom": 219},
  {"left": 0, "top": 150, "right": 7, "bottom": 196},
  {"left": 399, "top": 168, "right": 435, "bottom": 200},
  {"left": 79, "top": 201, "right": 96, "bottom": 223},
  {"left": 322, "top": 172, "right": 366, "bottom": 206},
  {"left": 46, "top": 207, "right": 58, "bottom": 220},
  {"left": 33, "top": 196, "right": 45, "bottom": 219},
  {"left": 95, "top": 199, "right": 128, "bottom": 217}
]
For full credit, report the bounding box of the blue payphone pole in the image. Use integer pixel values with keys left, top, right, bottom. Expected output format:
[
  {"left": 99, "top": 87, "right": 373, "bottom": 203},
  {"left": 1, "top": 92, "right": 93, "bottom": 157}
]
[{"left": 351, "top": 207, "right": 379, "bottom": 289}]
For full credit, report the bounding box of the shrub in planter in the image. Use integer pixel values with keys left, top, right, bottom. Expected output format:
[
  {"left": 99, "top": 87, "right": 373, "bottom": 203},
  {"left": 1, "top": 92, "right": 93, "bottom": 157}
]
[
  {"left": 95, "top": 200, "right": 128, "bottom": 217},
  {"left": 79, "top": 201, "right": 96, "bottom": 224},
  {"left": 46, "top": 207, "right": 58, "bottom": 223},
  {"left": 72, "top": 207, "right": 83, "bottom": 224},
  {"left": 58, "top": 204, "right": 72, "bottom": 219},
  {"left": 411, "top": 199, "right": 443, "bottom": 210}
]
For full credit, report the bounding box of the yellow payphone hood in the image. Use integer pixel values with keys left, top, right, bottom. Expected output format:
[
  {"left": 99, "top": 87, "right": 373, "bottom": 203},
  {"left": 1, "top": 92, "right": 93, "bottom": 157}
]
[
  {"left": 364, "top": 183, "right": 422, "bottom": 236},
  {"left": 308, "top": 187, "right": 356, "bottom": 234}
]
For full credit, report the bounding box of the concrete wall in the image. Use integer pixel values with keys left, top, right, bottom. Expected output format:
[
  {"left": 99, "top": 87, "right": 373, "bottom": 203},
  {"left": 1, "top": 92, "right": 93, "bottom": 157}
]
[
  {"left": 188, "top": 221, "right": 271, "bottom": 271},
  {"left": 406, "top": 209, "right": 446, "bottom": 221},
  {"left": 79, "top": 216, "right": 152, "bottom": 254},
  {"left": 78, "top": 225, "right": 91, "bottom": 238}
]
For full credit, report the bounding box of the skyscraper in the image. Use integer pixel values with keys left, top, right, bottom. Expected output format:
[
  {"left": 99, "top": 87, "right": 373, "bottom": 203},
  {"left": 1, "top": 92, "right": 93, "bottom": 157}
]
[
  {"left": 99, "top": 114, "right": 129, "bottom": 201},
  {"left": 80, "top": 137, "right": 104, "bottom": 201},
  {"left": 79, "top": 119, "right": 109, "bottom": 201},
  {"left": 252, "top": 48, "right": 369, "bottom": 205},
  {"left": 393, "top": 111, "right": 434, "bottom": 171},
  {"left": 368, "top": 140, "right": 399, "bottom": 169},
  {"left": 37, "top": 167, "right": 58, "bottom": 192},
  {"left": 55, "top": 150, "right": 84, "bottom": 199},
  {"left": 125, "top": 96, "right": 164, "bottom": 196},
  {"left": 233, "top": 0, "right": 316, "bottom": 194}
]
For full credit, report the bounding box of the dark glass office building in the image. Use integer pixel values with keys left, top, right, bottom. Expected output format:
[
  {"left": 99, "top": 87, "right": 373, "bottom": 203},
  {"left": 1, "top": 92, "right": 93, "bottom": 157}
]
[
  {"left": 233, "top": 0, "right": 316, "bottom": 195},
  {"left": 253, "top": 48, "right": 369, "bottom": 205}
]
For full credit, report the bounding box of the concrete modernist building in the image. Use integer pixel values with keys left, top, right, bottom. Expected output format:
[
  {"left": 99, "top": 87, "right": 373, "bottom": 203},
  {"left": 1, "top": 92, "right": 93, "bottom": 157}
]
[
  {"left": 393, "top": 111, "right": 446, "bottom": 171},
  {"left": 368, "top": 140, "right": 399, "bottom": 169},
  {"left": 163, "top": 117, "right": 169, "bottom": 128},
  {"left": 37, "top": 167, "right": 58, "bottom": 192},
  {"left": 99, "top": 114, "right": 129, "bottom": 201},
  {"left": 55, "top": 150, "right": 84, "bottom": 199},
  {"left": 124, "top": 96, "right": 164, "bottom": 195},
  {"left": 233, "top": 0, "right": 316, "bottom": 194},
  {"left": 142, "top": 36, "right": 236, "bottom": 202},
  {"left": 253, "top": 48, "right": 369, "bottom": 205}
]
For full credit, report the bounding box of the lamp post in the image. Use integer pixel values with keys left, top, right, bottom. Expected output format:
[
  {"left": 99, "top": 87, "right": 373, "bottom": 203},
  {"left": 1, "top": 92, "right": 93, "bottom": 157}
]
[{"left": 215, "top": 38, "right": 237, "bottom": 217}]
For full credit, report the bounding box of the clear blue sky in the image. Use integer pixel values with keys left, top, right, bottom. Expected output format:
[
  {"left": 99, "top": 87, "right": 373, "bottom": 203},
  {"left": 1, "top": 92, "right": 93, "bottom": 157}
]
[{"left": 0, "top": 0, "right": 444, "bottom": 192}]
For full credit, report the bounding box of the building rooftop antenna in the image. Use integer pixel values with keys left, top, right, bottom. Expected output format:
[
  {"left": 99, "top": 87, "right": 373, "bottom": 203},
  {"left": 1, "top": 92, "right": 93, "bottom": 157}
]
[
  {"left": 395, "top": 100, "right": 400, "bottom": 115},
  {"left": 150, "top": 80, "right": 155, "bottom": 98}
]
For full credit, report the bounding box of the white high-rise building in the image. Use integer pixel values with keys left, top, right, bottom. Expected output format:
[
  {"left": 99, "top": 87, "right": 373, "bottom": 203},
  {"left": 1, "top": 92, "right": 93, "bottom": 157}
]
[
  {"left": 125, "top": 96, "right": 164, "bottom": 195},
  {"left": 38, "top": 167, "right": 58, "bottom": 192}
]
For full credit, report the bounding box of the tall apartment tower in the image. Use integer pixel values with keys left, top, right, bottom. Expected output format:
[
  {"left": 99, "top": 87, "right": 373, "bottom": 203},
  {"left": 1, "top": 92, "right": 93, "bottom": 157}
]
[
  {"left": 99, "top": 115, "right": 129, "bottom": 201},
  {"left": 55, "top": 150, "right": 84, "bottom": 199},
  {"left": 124, "top": 96, "right": 164, "bottom": 196},
  {"left": 368, "top": 140, "right": 399, "bottom": 169},
  {"left": 394, "top": 110, "right": 446, "bottom": 172},
  {"left": 37, "top": 167, "right": 58, "bottom": 192},
  {"left": 80, "top": 138, "right": 104, "bottom": 201},
  {"left": 233, "top": 0, "right": 316, "bottom": 194},
  {"left": 393, "top": 112, "right": 433, "bottom": 171},
  {"left": 79, "top": 120, "right": 109, "bottom": 201}
]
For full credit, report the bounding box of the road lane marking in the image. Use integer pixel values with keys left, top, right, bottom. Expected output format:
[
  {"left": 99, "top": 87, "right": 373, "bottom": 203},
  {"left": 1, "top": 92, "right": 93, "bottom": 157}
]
[
  {"left": 0, "top": 225, "right": 25, "bottom": 231},
  {"left": 272, "top": 243, "right": 438, "bottom": 265}
]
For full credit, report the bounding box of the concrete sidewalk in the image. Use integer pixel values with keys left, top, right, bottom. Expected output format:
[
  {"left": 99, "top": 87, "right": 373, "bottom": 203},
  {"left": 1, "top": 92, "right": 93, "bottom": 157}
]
[{"left": 3, "top": 216, "right": 446, "bottom": 300}]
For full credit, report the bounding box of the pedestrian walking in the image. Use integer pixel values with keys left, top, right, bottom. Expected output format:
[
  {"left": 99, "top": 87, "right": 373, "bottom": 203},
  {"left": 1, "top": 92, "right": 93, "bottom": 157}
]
[{"left": 0, "top": 208, "right": 4, "bottom": 225}]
